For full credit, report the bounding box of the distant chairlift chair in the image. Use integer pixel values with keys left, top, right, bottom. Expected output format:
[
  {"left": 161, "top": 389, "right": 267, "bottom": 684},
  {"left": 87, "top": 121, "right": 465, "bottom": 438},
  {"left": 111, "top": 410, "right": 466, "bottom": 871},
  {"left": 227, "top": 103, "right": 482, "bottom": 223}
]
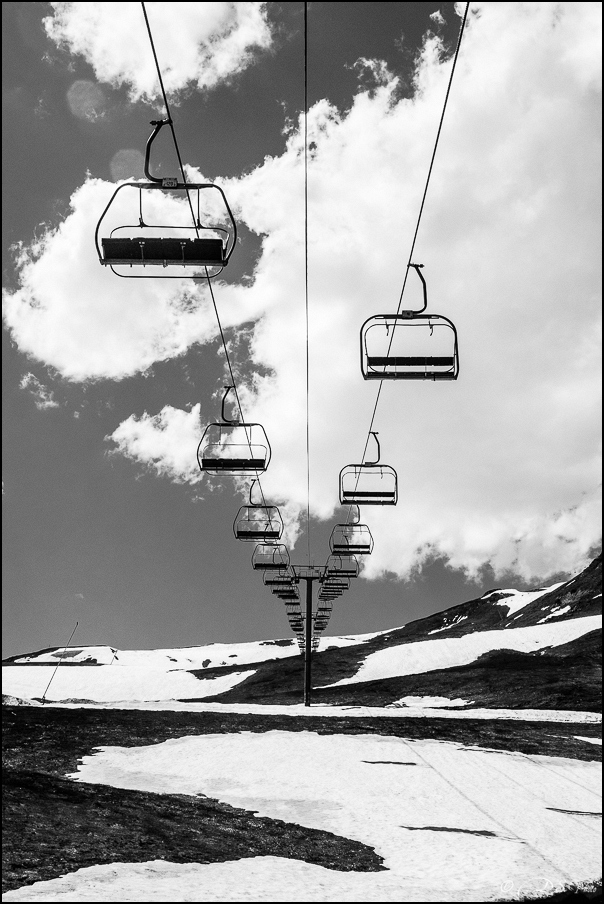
[
  {"left": 329, "top": 505, "right": 374, "bottom": 556},
  {"left": 197, "top": 387, "right": 271, "bottom": 476},
  {"left": 339, "top": 432, "right": 398, "bottom": 505},
  {"left": 234, "top": 480, "right": 283, "bottom": 542}
]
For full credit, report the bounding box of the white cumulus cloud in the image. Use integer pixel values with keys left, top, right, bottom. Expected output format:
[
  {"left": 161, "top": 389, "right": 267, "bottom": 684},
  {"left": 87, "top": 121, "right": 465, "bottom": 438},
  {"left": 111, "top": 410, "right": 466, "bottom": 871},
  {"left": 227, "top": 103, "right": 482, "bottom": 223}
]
[
  {"left": 19, "top": 373, "right": 60, "bottom": 410},
  {"left": 108, "top": 404, "right": 203, "bottom": 484},
  {"left": 44, "top": 1, "right": 273, "bottom": 102},
  {"left": 5, "top": 2, "right": 602, "bottom": 584}
]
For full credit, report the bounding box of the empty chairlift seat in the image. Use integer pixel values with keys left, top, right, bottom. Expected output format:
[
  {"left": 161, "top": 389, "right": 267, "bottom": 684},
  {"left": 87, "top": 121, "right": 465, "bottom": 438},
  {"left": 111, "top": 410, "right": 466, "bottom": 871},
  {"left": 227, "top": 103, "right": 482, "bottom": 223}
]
[
  {"left": 101, "top": 236, "right": 226, "bottom": 267},
  {"left": 234, "top": 481, "right": 283, "bottom": 542},
  {"left": 95, "top": 120, "right": 237, "bottom": 279},
  {"left": 263, "top": 569, "right": 295, "bottom": 588},
  {"left": 329, "top": 522, "right": 374, "bottom": 556},
  {"left": 234, "top": 505, "right": 282, "bottom": 541},
  {"left": 360, "top": 264, "right": 459, "bottom": 380},
  {"left": 361, "top": 316, "right": 458, "bottom": 380},
  {"left": 339, "top": 432, "right": 397, "bottom": 506},
  {"left": 252, "top": 543, "right": 290, "bottom": 571},
  {"left": 325, "top": 554, "right": 359, "bottom": 578},
  {"left": 197, "top": 387, "right": 271, "bottom": 476},
  {"left": 339, "top": 463, "right": 398, "bottom": 505},
  {"left": 198, "top": 423, "right": 270, "bottom": 474}
]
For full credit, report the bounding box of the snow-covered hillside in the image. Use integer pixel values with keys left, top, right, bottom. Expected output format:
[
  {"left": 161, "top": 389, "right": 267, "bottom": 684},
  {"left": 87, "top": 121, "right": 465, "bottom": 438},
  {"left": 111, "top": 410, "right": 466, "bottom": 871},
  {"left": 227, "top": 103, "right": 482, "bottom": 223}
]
[
  {"left": 2, "top": 558, "right": 601, "bottom": 903},
  {"left": 2, "top": 557, "right": 601, "bottom": 710}
]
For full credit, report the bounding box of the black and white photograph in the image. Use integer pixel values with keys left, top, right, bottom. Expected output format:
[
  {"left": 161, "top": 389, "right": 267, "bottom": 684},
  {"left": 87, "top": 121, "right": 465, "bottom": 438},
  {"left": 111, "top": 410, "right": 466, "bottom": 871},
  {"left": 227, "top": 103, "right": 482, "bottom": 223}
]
[{"left": 2, "top": 2, "right": 601, "bottom": 901}]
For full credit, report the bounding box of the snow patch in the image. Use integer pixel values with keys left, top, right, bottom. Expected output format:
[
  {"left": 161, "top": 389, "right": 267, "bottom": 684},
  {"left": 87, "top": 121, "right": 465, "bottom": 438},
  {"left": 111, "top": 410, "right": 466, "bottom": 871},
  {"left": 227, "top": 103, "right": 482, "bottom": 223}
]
[
  {"left": 318, "top": 616, "right": 602, "bottom": 688},
  {"left": 1, "top": 665, "right": 256, "bottom": 704},
  {"left": 387, "top": 695, "right": 472, "bottom": 708},
  {"left": 491, "top": 583, "right": 565, "bottom": 616},
  {"left": 428, "top": 616, "right": 468, "bottom": 635},
  {"left": 537, "top": 605, "right": 572, "bottom": 623},
  {"left": 50, "top": 731, "right": 602, "bottom": 903}
]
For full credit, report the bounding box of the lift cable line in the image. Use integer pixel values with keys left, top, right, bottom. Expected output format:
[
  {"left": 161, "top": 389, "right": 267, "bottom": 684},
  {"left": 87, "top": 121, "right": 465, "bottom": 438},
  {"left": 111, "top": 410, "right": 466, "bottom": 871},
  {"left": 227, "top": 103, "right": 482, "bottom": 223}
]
[
  {"left": 347, "top": 1, "right": 470, "bottom": 520},
  {"left": 140, "top": 1, "right": 270, "bottom": 514},
  {"left": 136, "top": 2, "right": 351, "bottom": 680},
  {"left": 138, "top": 3, "right": 471, "bottom": 673},
  {"left": 140, "top": 2, "right": 198, "bottom": 234},
  {"left": 304, "top": 0, "right": 311, "bottom": 567}
]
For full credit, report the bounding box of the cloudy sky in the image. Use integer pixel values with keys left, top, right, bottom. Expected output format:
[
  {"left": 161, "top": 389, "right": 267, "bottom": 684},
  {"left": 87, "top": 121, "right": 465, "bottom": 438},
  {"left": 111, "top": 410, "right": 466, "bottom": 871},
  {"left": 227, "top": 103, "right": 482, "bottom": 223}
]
[{"left": 2, "top": 1, "right": 601, "bottom": 659}]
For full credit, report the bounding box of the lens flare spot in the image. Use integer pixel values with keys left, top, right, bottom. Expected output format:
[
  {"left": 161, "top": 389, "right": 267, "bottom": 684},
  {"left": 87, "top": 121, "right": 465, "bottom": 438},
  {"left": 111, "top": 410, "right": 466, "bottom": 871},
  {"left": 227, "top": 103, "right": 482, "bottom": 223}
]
[
  {"left": 67, "top": 80, "right": 106, "bottom": 121},
  {"left": 110, "top": 149, "right": 146, "bottom": 181}
]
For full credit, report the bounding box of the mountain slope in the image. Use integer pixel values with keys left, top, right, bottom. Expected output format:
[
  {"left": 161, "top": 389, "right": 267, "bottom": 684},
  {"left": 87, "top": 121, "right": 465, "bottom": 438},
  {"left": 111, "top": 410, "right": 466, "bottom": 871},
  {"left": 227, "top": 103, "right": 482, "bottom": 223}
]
[
  {"left": 202, "top": 556, "right": 602, "bottom": 710},
  {"left": 2, "top": 556, "right": 601, "bottom": 711}
]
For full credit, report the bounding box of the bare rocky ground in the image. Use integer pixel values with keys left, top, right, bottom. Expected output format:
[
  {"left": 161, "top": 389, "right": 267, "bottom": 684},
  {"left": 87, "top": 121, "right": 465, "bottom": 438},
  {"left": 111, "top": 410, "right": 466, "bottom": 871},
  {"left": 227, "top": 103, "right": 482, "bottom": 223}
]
[{"left": 2, "top": 706, "right": 602, "bottom": 900}]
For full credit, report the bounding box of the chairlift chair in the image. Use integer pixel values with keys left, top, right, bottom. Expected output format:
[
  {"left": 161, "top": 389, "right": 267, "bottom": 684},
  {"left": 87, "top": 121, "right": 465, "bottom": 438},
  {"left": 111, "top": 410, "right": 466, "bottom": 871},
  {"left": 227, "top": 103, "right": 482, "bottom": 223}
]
[
  {"left": 252, "top": 543, "right": 290, "bottom": 571},
  {"left": 198, "top": 387, "right": 271, "bottom": 476},
  {"left": 272, "top": 584, "right": 298, "bottom": 595},
  {"left": 360, "top": 264, "right": 459, "bottom": 380},
  {"left": 234, "top": 481, "right": 283, "bottom": 542},
  {"left": 95, "top": 120, "right": 236, "bottom": 279},
  {"left": 323, "top": 576, "right": 350, "bottom": 590},
  {"left": 325, "top": 555, "right": 359, "bottom": 578},
  {"left": 276, "top": 589, "right": 300, "bottom": 601},
  {"left": 264, "top": 570, "right": 294, "bottom": 587},
  {"left": 276, "top": 590, "right": 299, "bottom": 601},
  {"left": 339, "top": 432, "right": 397, "bottom": 505},
  {"left": 330, "top": 525, "right": 373, "bottom": 556}
]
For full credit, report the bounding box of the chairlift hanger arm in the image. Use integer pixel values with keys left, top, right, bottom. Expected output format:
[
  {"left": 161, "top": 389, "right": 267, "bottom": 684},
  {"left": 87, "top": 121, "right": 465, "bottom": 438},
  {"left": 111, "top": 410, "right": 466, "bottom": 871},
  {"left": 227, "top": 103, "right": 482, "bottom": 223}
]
[
  {"left": 144, "top": 119, "right": 173, "bottom": 184},
  {"left": 221, "top": 385, "right": 239, "bottom": 425},
  {"left": 406, "top": 263, "right": 427, "bottom": 314},
  {"left": 365, "top": 431, "right": 381, "bottom": 466}
]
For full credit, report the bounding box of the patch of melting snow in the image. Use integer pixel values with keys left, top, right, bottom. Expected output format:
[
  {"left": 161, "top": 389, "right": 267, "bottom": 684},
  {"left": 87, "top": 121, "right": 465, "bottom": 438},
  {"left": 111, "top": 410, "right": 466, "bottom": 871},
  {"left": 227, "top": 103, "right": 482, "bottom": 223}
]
[
  {"left": 491, "top": 583, "right": 566, "bottom": 617},
  {"left": 29, "top": 730, "right": 598, "bottom": 904},
  {"left": 537, "top": 605, "right": 572, "bottom": 623},
  {"left": 318, "top": 615, "right": 602, "bottom": 687},
  {"left": 1, "top": 665, "right": 257, "bottom": 703},
  {"left": 574, "top": 737, "right": 602, "bottom": 746},
  {"left": 387, "top": 696, "right": 472, "bottom": 708},
  {"left": 428, "top": 616, "right": 468, "bottom": 635}
]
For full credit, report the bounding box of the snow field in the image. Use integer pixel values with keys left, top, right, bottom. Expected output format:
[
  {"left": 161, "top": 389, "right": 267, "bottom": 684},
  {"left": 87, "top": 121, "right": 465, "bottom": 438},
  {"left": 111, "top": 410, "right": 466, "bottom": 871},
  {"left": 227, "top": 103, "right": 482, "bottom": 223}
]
[
  {"left": 11, "top": 730, "right": 591, "bottom": 902},
  {"left": 319, "top": 615, "right": 602, "bottom": 687},
  {"left": 1, "top": 665, "right": 256, "bottom": 703}
]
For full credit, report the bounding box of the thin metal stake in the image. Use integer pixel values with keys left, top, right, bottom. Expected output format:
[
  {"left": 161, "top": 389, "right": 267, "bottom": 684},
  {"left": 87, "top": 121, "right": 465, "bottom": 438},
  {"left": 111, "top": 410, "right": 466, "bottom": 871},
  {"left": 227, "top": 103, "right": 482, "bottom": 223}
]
[{"left": 41, "top": 620, "right": 78, "bottom": 705}]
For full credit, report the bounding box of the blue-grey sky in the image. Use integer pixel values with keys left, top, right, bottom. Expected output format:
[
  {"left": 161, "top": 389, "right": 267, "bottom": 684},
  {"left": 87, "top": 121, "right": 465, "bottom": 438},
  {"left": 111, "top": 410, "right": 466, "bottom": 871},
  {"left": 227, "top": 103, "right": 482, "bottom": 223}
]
[{"left": 2, "top": 2, "right": 601, "bottom": 658}]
